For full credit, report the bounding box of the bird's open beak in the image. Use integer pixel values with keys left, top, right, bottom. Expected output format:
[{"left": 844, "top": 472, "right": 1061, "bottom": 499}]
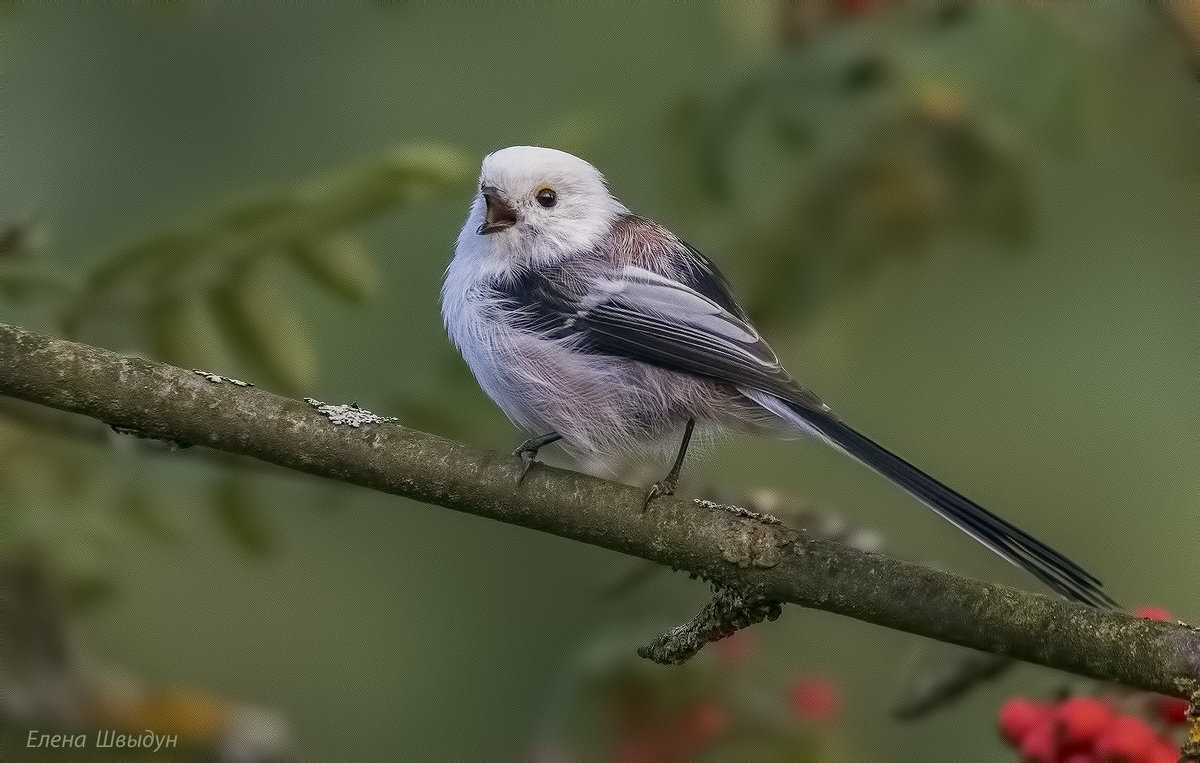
[{"left": 477, "top": 186, "right": 518, "bottom": 235}]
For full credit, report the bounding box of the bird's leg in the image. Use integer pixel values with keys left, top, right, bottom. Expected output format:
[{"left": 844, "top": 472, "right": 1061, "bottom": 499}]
[
  {"left": 644, "top": 418, "right": 695, "bottom": 509},
  {"left": 513, "top": 431, "right": 562, "bottom": 483}
]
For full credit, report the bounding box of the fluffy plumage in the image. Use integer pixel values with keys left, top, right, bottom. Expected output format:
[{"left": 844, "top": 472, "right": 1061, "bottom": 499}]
[{"left": 442, "top": 145, "right": 1115, "bottom": 608}]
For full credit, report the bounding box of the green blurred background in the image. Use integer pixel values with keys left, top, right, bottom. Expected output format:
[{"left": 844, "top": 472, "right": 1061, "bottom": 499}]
[{"left": 1, "top": 2, "right": 1198, "bottom": 760}]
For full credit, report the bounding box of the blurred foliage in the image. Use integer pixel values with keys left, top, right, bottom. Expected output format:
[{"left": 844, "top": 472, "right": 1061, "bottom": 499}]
[
  {"left": 0, "top": 555, "right": 290, "bottom": 758},
  {"left": 59, "top": 144, "right": 468, "bottom": 393},
  {"left": 690, "top": 2, "right": 1099, "bottom": 327},
  {"left": 0, "top": 143, "right": 469, "bottom": 597},
  {"left": 533, "top": 629, "right": 849, "bottom": 762}
]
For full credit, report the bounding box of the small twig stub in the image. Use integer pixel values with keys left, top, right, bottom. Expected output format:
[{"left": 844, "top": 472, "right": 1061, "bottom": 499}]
[
  {"left": 304, "top": 398, "right": 398, "bottom": 428},
  {"left": 638, "top": 587, "right": 782, "bottom": 665},
  {"left": 891, "top": 646, "right": 1014, "bottom": 720}
]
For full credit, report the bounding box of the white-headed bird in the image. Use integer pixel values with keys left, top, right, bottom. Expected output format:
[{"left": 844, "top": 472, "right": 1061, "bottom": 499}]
[{"left": 442, "top": 145, "right": 1113, "bottom": 608}]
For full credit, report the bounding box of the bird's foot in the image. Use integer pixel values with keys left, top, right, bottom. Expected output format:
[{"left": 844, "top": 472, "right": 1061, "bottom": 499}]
[
  {"left": 643, "top": 418, "right": 694, "bottom": 511},
  {"left": 511, "top": 432, "right": 562, "bottom": 484},
  {"left": 513, "top": 445, "right": 538, "bottom": 484},
  {"left": 643, "top": 473, "right": 679, "bottom": 511}
]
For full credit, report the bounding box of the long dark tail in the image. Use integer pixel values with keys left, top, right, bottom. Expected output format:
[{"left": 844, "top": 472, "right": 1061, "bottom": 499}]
[{"left": 743, "top": 390, "right": 1116, "bottom": 608}]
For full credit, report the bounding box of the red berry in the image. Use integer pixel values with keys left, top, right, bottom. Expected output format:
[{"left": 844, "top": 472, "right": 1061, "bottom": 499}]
[
  {"left": 998, "top": 698, "right": 1055, "bottom": 747},
  {"left": 1019, "top": 718, "right": 1060, "bottom": 763},
  {"left": 1057, "top": 696, "right": 1114, "bottom": 748},
  {"left": 1148, "top": 741, "right": 1181, "bottom": 763},
  {"left": 1154, "top": 695, "right": 1190, "bottom": 725},
  {"left": 1136, "top": 606, "right": 1172, "bottom": 622},
  {"left": 681, "top": 701, "right": 727, "bottom": 744},
  {"left": 1094, "top": 715, "right": 1157, "bottom": 762},
  {"left": 787, "top": 676, "right": 840, "bottom": 722}
]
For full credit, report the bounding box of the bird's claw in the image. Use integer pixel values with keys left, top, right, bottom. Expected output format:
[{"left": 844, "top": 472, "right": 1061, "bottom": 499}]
[
  {"left": 513, "top": 446, "right": 538, "bottom": 484},
  {"left": 511, "top": 432, "right": 562, "bottom": 484},
  {"left": 643, "top": 474, "right": 678, "bottom": 511}
]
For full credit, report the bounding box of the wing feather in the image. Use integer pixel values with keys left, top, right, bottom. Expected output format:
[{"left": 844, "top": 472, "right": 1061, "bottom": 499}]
[
  {"left": 488, "top": 232, "right": 1114, "bottom": 608},
  {"left": 575, "top": 265, "right": 830, "bottom": 411}
]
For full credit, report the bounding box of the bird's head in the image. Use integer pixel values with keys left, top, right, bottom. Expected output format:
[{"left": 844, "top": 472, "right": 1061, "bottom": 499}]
[{"left": 461, "top": 146, "right": 628, "bottom": 266}]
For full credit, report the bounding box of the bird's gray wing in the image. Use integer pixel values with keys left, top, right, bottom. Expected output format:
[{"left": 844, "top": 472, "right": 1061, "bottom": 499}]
[
  {"left": 562, "top": 264, "right": 830, "bottom": 412},
  {"left": 504, "top": 263, "right": 1115, "bottom": 609}
]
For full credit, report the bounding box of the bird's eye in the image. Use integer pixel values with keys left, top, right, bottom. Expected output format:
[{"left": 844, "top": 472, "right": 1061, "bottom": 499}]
[{"left": 535, "top": 187, "right": 557, "bottom": 208}]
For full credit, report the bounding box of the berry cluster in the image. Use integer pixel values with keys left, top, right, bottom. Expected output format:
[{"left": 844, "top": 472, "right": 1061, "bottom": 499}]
[
  {"left": 611, "top": 701, "right": 728, "bottom": 763},
  {"left": 998, "top": 696, "right": 1179, "bottom": 762},
  {"left": 996, "top": 607, "right": 1189, "bottom": 762},
  {"left": 604, "top": 630, "right": 844, "bottom": 761}
]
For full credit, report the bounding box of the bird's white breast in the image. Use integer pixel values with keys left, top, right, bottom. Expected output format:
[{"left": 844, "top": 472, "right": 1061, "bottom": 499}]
[{"left": 441, "top": 255, "right": 526, "bottom": 423}]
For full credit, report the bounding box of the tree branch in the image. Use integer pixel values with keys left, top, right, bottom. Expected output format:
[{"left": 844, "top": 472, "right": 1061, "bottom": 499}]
[
  {"left": 638, "top": 588, "right": 782, "bottom": 665},
  {"left": 0, "top": 321, "right": 1197, "bottom": 696}
]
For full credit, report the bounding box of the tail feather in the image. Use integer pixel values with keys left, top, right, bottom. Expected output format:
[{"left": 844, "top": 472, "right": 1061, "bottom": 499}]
[{"left": 741, "top": 388, "right": 1116, "bottom": 609}]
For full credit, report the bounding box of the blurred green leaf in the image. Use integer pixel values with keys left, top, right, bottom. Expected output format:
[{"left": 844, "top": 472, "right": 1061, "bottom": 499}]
[
  {"left": 288, "top": 235, "right": 381, "bottom": 305},
  {"left": 63, "top": 142, "right": 470, "bottom": 339},
  {"left": 0, "top": 265, "right": 79, "bottom": 305},
  {"left": 118, "top": 489, "right": 179, "bottom": 545},
  {"left": 213, "top": 263, "right": 318, "bottom": 395},
  {"left": 64, "top": 572, "right": 118, "bottom": 609},
  {"left": 147, "top": 290, "right": 236, "bottom": 371},
  {"left": 214, "top": 476, "right": 273, "bottom": 558}
]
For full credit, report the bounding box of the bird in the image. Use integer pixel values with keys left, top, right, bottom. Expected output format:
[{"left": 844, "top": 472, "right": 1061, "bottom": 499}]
[{"left": 441, "top": 145, "right": 1115, "bottom": 609}]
